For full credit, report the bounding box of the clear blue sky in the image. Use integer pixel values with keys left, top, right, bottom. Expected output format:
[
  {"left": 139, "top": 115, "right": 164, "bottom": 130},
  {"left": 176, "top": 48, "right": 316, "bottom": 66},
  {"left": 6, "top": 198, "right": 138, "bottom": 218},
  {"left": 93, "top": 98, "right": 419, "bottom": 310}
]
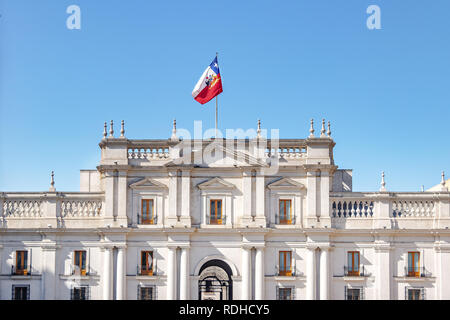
[{"left": 0, "top": 0, "right": 449, "bottom": 192}]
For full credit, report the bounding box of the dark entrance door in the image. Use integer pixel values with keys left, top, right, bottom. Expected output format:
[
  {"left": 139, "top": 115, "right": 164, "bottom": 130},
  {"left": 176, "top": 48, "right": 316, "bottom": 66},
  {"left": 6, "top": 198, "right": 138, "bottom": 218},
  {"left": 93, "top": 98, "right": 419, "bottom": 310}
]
[{"left": 198, "top": 259, "right": 233, "bottom": 300}]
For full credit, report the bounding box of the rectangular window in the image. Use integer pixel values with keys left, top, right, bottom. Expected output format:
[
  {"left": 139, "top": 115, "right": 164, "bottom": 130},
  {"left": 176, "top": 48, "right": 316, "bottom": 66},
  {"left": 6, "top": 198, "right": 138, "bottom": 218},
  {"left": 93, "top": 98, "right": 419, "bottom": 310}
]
[
  {"left": 408, "top": 252, "right": 420, "bottom": 277},
  {"left": 15, "top": 250, "right": 28, "bottom": 275},
  {"left": 347, "top": 251, "right": 360, "bottom": 276},
  {"left": 139, "top": 286, "right": 155, "bottom": 300},
  {"left": 140, "top": 251, "right": 153, "bottom": 275},
  {"left": 407, "top": 288, "right": 423, "bottom": 300},
  {"left": 346, "top": 288, "right": 361, "bottom": 300},
  {"left": 279, "top": 251, "right": 292, "bottom": 276},
  {"left": 12, "top": 285, "right": 30, "bottom": 300},
  {"left": 71, "top": 286, "right": 89, "bottom": 300},
  {"left": 141, "top": 199, "right": 155, "bottom": 224},
  {"left": 74, "top": 250, "right": 87, "bottom": 275},
  {"left": 279, "top": 199, "right": 292, "bottom": 224},
  {"left": 210, "top": 200, "right": 222, "bottom": 225},
  {"left": 277, "top": 287, "right": 292, "bottom": 300}
]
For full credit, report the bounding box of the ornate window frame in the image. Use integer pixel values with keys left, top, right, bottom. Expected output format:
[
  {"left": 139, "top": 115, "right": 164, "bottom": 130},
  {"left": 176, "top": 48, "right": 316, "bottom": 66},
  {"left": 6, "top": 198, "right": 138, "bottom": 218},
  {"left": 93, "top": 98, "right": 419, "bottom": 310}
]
[
  {"left": 129, "top": 178, "right": 168, "bottom": 227},
  {"left": 197, "top": 177, "right": 235, "bottom": 227},
  {"left": 268, "top": 178, "right": 306, "bottom": 226}
]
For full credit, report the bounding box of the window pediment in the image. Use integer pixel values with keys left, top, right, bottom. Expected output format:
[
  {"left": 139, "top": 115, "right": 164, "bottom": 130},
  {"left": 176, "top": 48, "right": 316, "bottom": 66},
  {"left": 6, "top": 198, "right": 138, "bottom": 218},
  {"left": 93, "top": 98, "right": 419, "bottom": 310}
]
[
  {"left": 197, "top": 177, "right": 235, "bottom": 191},
  {"left": 129, "top": 178, "right": 168, "bottom": 190},
  {"left": 268, "top": 177, "right": 305, "bottom": 190}
]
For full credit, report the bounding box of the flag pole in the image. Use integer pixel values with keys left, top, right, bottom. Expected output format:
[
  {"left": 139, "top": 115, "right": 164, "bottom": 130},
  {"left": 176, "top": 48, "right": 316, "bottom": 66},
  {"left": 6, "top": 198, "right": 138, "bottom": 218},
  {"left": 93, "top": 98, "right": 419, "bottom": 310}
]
[{"left": 215, "top": 52, "right": 218, "bottom": 139}]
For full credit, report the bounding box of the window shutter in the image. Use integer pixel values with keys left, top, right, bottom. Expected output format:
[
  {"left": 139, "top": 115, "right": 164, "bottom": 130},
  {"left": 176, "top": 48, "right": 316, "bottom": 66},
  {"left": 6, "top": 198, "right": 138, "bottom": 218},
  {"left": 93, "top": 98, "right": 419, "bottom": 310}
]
[
  {"left": 87, "top": 248, "right": 91, "bottom": 274},
  {"left": 28, "top": 248, "right": 32, "bottom": 273},
  {"left": 71, "top": 251, "right": 74, "bottom": 275},
  {"left": 137, "top": 285, "right": 141, "bottom": 300},
  {"left": 12, "top": 251, "right": 16, "bottom": 274},
  {"left": 344, "top": 286, "right": 348, "bottom": 300}
]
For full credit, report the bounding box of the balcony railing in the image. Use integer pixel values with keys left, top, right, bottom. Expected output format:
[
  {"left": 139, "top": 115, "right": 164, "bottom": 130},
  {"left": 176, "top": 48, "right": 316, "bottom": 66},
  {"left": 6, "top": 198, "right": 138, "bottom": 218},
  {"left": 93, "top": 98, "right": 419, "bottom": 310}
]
[
  {"left": 137, "top": 265, "right": 156, "bottom": 276},
  {"left": 331, "top": 200, "right": 374, "bottom": 218},
  {"left": 404, "top": 266, "right": 431, "bottom": 278},
  {"left": 0, "top": 193, "right": 104, "bottom": 223},
  {"left": 275, "top": 266, "right": 298, "bottom": 277},
  {"left": 275, "top": 214, "right": 295, "bottom": 225},
  {"left": 206, "top": 215, "right": 226, "bottom": 225},
  {"left": 330, "top": 192, "right": 447, "bottom": 223},
  {"left": 137, "top": 214, "right": 157, "bottom": 225},
  {"left": 344, "top": 265, "right": 367, "bottom": 277},
  {"left": 69, "top": 265, "right": 96, "bottom": 276},
  {"left": 11, "top": 265, "right": 32, "bottom": 276}
]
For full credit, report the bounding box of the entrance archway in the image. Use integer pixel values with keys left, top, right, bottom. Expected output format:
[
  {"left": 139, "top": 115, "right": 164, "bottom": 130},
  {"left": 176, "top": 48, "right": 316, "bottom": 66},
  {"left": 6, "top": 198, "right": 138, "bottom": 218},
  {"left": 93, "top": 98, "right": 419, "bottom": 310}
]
[{"left": 198, "top": 259, "right": 233, "bottom": 300}]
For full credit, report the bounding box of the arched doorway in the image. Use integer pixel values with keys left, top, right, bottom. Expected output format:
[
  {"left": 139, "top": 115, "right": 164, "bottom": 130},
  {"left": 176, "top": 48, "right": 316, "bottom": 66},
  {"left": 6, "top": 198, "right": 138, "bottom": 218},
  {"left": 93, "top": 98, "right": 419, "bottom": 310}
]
[{"left": 198, "top": 259, "right": 233, "bottom": 300}]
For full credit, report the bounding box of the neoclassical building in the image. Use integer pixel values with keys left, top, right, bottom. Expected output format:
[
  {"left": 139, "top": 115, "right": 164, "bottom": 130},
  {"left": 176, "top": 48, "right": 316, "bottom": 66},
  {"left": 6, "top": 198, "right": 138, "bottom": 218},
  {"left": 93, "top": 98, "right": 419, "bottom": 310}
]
[{"left": 0, "top": 119, "right": 449, "bottom": 300}]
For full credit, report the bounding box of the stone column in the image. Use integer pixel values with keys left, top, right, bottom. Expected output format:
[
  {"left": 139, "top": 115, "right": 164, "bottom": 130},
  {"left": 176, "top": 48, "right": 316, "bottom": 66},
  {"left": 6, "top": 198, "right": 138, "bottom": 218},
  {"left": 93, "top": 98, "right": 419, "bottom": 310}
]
[
  {"left": 375, "top": 241, "right": 392, "bottom": 300},
  {"left": 180, "top": 171, "right": 191, "bottom": 227},
  {"left": 102, "top": 247, "right": 112, "bottom": 300},
  {"left": 255, "top": 247, "right": 265, "bottom": 300},
  {"left": 116, "top": 171, "right": 128, "bottom": 226},
  {"left": 241, "top": 246, "right": 251, "bottom": 299},
  {"left": 255, "top": 173, "right": 266, "bottom": 226},
  {"left": 179, "top": 247, "right": 190, "bottom": 300},
  {"left": 116, "top": 246, "right": 126, "bottom": 300},
  {"left": 305, "top": 171, "right": 318, "bottom": 228},
  {"left": 167, "top": 246, "right": 177, "bottom": 300},
  {"left": 306, "top": 247, "right": 316, "bottom": 300},
  {"left": 241, "top": 171, "right": 253, "bottom": 225},
  {"left": 41, "top": 244, "right": 58, "bottom": 300},
  {"left": 319, "top": 248, "right": 329, "bottom": 300},
  {"left": 167, "top": 171, "right": 178, "bottom": 226}
]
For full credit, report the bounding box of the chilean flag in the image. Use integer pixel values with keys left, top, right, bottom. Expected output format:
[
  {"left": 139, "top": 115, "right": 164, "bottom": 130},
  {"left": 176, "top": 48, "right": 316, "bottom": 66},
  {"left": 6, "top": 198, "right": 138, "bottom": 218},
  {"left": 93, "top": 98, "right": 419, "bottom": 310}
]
[{"left": 192, "top": 56, "right": 223, "bottom": 104}]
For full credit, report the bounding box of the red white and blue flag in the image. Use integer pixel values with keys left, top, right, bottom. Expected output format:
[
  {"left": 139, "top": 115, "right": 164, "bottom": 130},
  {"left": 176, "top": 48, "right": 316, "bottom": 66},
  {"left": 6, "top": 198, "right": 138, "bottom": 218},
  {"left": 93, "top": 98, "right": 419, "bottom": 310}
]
[{"left": 192, "top": 56, "right": 223, "bottom": 104}]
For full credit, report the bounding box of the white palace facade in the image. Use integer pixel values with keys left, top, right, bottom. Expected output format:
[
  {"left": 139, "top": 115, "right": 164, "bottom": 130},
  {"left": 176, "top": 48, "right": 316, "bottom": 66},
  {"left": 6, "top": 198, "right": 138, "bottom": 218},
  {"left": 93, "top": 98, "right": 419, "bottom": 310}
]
[{"left": 0, "top": 119, "right": 449, "bottom": 300}]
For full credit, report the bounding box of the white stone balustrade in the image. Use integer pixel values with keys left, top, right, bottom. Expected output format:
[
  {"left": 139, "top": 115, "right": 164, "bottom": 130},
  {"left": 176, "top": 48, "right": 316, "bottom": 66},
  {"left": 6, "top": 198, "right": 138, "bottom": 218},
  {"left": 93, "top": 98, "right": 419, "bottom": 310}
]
[
  {"left": 391, "top": 200, "right": 435, "bottom": 217},
  {"left": 61, "top": 199, "right": 102, "bottom": 218},
  {"left": 2, "top": 199, "right": 43, "bottom": 217},
  {"left": 331, "top": 199, "right": 374, "bottom": 218},
  {"left": 264, "top": 147, "right": 306, "bottom": 159},
  {"left": 0, "top": 192, "right": 104, "bottom": 228},
  {"left": 330, "top": 192, "right": 450, "bottom": 229},
  {"left": 128, "top": 147, "right": 170, "bottom": 159}
]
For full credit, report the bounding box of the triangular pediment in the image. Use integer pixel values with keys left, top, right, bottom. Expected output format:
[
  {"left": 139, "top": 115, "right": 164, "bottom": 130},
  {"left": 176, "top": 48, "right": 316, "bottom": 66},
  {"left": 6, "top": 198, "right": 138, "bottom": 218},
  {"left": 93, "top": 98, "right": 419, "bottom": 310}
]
[
  {"left": 267, "top": 177, "right": 305, "bottom": 190},
  {"left": 165, "top": 141, "right": 267, "bottom": 168},
  {"left": 197, "top": 177, "right": 235, "bottom": 190},
  {"left": 129, "top": 177, "right": 168, "bottom": 190}
]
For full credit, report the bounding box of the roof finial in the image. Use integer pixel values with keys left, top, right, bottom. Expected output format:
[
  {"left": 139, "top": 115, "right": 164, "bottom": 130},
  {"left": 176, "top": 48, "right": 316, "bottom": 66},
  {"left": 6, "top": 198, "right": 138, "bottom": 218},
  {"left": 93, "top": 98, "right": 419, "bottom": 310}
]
[
  {"left": 320, "top": 119, "right": 326, "bottom": 137},
  {"left": 257, "top": 119, "right": 261, "bottom": 138},
  {"left": 120, "top": 120, "right": 125, "bottom": 137},
  {"left": 309, "top": 119, "right": 315, "bottom": 138},
  {"left": 103, "top": 122, "right": 107, "bottom": 139},
  {"left": 327, "top": 121, "right": 331, "bottom": 137},
  {"left": 380, "top": 171, "right": 386, "bottom": 192},
  {"left": 49, "top": 171, "right": 55, "bottom": 192},
  {"left": 109, "top": 120, "right": 114, "bottom": 137},
  {"left": 441, "top": 171, "right": 448, "bottom": 191},
  {"left": 170, "top": 119, "right": 177, "bottom": 141}
]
